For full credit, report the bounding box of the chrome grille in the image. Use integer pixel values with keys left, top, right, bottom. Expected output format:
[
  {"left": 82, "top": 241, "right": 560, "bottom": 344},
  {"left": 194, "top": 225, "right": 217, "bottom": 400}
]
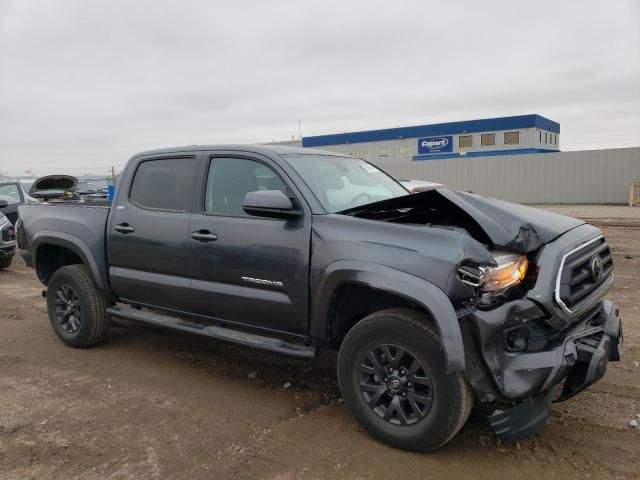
[{"left": 555, "top": 236, "right": 613, "bottom": 313}]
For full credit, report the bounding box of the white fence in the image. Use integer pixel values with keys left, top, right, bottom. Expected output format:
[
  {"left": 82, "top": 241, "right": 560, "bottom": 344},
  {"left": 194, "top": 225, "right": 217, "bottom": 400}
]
[{"left": 373, "top": 147, "right": 640, "bottom": 204}]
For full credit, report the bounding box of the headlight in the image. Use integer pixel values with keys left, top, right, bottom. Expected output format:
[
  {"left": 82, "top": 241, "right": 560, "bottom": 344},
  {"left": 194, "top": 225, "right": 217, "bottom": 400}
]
[
  {"left": 0, "top": 216, "right": 8, "bottom": 228},
  {"left": 481, "top": 252, "right": 528, "bottom": 292},
  {"left": 458, "top": 251, "right": 528, "bottom": 297}
]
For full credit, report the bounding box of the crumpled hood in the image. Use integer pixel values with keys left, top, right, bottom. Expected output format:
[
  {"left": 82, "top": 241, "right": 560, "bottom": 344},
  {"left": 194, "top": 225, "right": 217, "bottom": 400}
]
[
  {"left": 437, "top": 189, "right": 584, "bottom": 252},
  {"left": 29, "top": 175, "right": 77, "bottom": 194},
  {"left": 341, "top": 188, "right": 585, "bottom": 253}
]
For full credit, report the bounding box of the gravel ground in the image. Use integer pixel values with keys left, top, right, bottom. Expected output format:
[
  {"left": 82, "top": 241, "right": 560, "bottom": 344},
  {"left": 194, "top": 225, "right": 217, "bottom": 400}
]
[{"left": 0, "top": 205, "right": 639, "bottom": 479}]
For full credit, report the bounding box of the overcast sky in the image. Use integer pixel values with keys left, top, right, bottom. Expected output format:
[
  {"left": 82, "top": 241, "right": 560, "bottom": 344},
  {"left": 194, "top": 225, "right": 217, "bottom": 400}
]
[{"left": 0, "top": 0, "right": 639, "bottom": 177}]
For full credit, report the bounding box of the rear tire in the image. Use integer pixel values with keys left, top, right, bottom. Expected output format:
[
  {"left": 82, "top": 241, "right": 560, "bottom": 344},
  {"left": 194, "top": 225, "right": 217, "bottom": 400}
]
[
  {"left": 337, "top": 308, "right": 473, "bottom": 452},
  {"left": 46, "top": 264, "right": 110, "bottom": 347}
]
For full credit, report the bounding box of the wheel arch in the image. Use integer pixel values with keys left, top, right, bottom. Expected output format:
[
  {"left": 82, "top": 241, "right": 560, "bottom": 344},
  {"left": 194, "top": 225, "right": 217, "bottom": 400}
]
[
  {"left": 311, "top": 260, "right": 466, "bottom": 373},
  {"left": 32, "top": 231, "right": 109, "bottom": 295}
]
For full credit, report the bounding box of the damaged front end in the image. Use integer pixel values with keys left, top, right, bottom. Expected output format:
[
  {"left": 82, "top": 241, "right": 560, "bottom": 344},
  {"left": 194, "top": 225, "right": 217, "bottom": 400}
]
[
  {"left": 461, "top": 298, "right": 622, "bottom": 443},
  {"left": 458, "top": 223, "right": 623, "bottom": 443},
  {"left": 341, "top": 189, "right": 623, "bottom": 443}
]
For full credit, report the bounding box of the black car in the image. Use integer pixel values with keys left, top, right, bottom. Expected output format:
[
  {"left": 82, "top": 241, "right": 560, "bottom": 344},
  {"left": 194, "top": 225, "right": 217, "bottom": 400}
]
[{"left": 0, "top": 210, "right": 16, "bottom": 269}]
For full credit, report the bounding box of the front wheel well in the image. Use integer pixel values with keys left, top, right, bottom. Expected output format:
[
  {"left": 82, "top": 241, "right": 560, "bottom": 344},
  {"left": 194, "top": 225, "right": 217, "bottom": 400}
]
[
  {"left": 35, "top": 244, "right": 83, "bottom": 285},
  {"left": 327, "top": 283, "right": 430, "bottom": 348}
]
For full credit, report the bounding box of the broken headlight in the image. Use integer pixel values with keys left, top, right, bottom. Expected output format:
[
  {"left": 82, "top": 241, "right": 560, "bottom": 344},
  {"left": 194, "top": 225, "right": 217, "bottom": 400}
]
[{"left": 458, "top": 250, "right": 528, "bottom": 302}]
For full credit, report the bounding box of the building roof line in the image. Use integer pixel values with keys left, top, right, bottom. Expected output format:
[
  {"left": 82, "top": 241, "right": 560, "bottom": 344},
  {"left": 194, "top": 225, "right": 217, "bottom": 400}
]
[{"left": 302, "top": 114, "right": 560, "bottom": 148}]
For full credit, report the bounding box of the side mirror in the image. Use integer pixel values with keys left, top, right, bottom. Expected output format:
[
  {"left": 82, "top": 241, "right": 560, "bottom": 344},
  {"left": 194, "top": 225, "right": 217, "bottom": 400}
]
[
  {"left": 242, "top": 190, "right": 302, "bottom": 219},
  {"left": 0, "top": 200, "right": 8, "bottom": 209}
]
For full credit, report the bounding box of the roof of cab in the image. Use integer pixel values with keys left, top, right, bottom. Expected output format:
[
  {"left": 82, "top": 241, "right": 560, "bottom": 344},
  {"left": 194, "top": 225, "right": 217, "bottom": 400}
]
[{"left": 133, "top": 144, "right": 351, "bottom": 158}]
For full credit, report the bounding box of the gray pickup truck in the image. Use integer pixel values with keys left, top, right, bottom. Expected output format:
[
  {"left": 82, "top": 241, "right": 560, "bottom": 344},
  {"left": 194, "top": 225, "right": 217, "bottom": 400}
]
[{"left": 18, "top": 145, "right": 623, "bottom": 451}]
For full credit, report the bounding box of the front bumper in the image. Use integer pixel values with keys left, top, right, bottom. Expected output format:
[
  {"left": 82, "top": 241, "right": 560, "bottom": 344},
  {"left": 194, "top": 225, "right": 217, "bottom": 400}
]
[
  {"left": 469, "top": 300, "right": 623, "bottom": 443},
  {"left": 554, "top": 300, "right": 622, "bottom": 401},
  {"left": 0, "top": 219, "right": 16, "bottom": 259},
  {"left": 0, "top": 244, "right": 15, "bottom": 259}
]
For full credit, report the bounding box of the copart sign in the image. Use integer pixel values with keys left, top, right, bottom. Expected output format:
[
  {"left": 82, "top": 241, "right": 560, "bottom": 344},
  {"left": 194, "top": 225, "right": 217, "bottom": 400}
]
[{"left": 418, "top": 136, "right": 453, "bottom": 154}]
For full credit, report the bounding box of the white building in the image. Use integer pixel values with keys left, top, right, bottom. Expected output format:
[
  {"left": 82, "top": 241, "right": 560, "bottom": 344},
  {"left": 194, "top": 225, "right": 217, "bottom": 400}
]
[{"left": 300, "top": 114, "right": 560, "bottom": 163}]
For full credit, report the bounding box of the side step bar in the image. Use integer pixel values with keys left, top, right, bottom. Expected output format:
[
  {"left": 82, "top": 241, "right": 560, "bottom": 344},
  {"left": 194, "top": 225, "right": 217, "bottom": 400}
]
[{"left": 106, "top": 306, "right": 316, "bottom": 360}]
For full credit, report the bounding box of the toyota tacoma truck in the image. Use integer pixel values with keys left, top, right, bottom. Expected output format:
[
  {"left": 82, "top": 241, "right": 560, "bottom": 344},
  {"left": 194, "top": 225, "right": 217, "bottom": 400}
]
[{"left": 17, "top": 145, "right": 623, "bottom": 451}]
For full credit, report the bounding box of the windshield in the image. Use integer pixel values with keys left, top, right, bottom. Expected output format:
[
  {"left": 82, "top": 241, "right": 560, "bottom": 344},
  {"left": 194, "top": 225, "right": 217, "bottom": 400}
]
[{"left": 282, "top": 154, "right": 408, "bottom": 213}]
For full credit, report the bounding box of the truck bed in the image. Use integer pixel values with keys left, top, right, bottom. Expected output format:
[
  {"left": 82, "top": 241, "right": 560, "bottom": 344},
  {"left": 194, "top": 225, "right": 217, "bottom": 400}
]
[{"left": 18, "top": 203, "right": 111, "bottom": 290}]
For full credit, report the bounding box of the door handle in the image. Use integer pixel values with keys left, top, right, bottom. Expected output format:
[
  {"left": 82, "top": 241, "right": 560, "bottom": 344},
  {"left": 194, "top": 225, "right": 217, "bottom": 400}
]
[
  {"left": 191, "top": 230, "right": 218, "bottom": 242},
  {"left": 114, "top": 223, "right": 135, "bottom": 234}
]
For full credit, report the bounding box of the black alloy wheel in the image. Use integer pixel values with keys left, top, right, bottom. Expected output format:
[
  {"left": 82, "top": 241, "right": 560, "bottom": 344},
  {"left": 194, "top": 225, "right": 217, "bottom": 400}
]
[
  {"left": 54, "top": 283, "right": 83, "bottom": 333},
  {"left": 359, "top": 344, "right": 433, "bottom": 426}
]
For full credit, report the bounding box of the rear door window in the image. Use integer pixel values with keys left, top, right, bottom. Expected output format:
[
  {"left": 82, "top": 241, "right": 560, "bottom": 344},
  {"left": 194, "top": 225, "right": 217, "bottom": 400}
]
[{"left": 129, "top": 158, "right": 198, "bottom": 211}]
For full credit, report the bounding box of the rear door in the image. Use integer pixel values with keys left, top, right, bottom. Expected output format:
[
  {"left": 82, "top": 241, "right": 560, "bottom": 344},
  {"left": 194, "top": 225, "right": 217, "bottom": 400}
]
[
  {"left": 108, "top": 155, "right": 201, "bottom": 311},
  {"left": 187, "top": 153, "right": 311, "bottom": 335}
]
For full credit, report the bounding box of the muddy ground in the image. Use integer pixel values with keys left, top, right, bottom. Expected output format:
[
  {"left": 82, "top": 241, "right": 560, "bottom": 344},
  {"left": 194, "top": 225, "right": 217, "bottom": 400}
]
[{"left": 1, "top": 205, "right": 638, "bottom": 479}]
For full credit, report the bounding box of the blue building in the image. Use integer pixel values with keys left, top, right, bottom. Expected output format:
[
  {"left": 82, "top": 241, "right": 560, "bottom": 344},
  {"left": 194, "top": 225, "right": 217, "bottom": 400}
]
[{"left": 301, "top": 114, "right": 560, "bottom": 163}]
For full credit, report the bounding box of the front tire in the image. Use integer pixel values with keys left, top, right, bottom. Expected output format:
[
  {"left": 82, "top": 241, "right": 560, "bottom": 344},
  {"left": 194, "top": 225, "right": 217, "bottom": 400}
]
[
  {"left": 0, "top": 255, "right": 12, "bottom": 269},
  {"left": 337, "top": 308, "right": 473, "bottom": 452},
  {"left": 46, "top": 264, "right": 110, "bottom": 347}
]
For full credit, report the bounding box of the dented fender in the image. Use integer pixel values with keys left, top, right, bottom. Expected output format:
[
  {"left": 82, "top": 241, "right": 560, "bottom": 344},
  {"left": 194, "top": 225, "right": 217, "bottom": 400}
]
[{"left": 311, "top": 260, "right": 467, "bottom": 373}]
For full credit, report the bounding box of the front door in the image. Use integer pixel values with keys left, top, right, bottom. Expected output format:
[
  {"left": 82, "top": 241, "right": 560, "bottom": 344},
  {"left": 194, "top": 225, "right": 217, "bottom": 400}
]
[
  {"left": 108, "top": 155, "right": 200, "bottom": 311},
  {"left": 188, "top": 154, "right": 311, "bottom": 335}
]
